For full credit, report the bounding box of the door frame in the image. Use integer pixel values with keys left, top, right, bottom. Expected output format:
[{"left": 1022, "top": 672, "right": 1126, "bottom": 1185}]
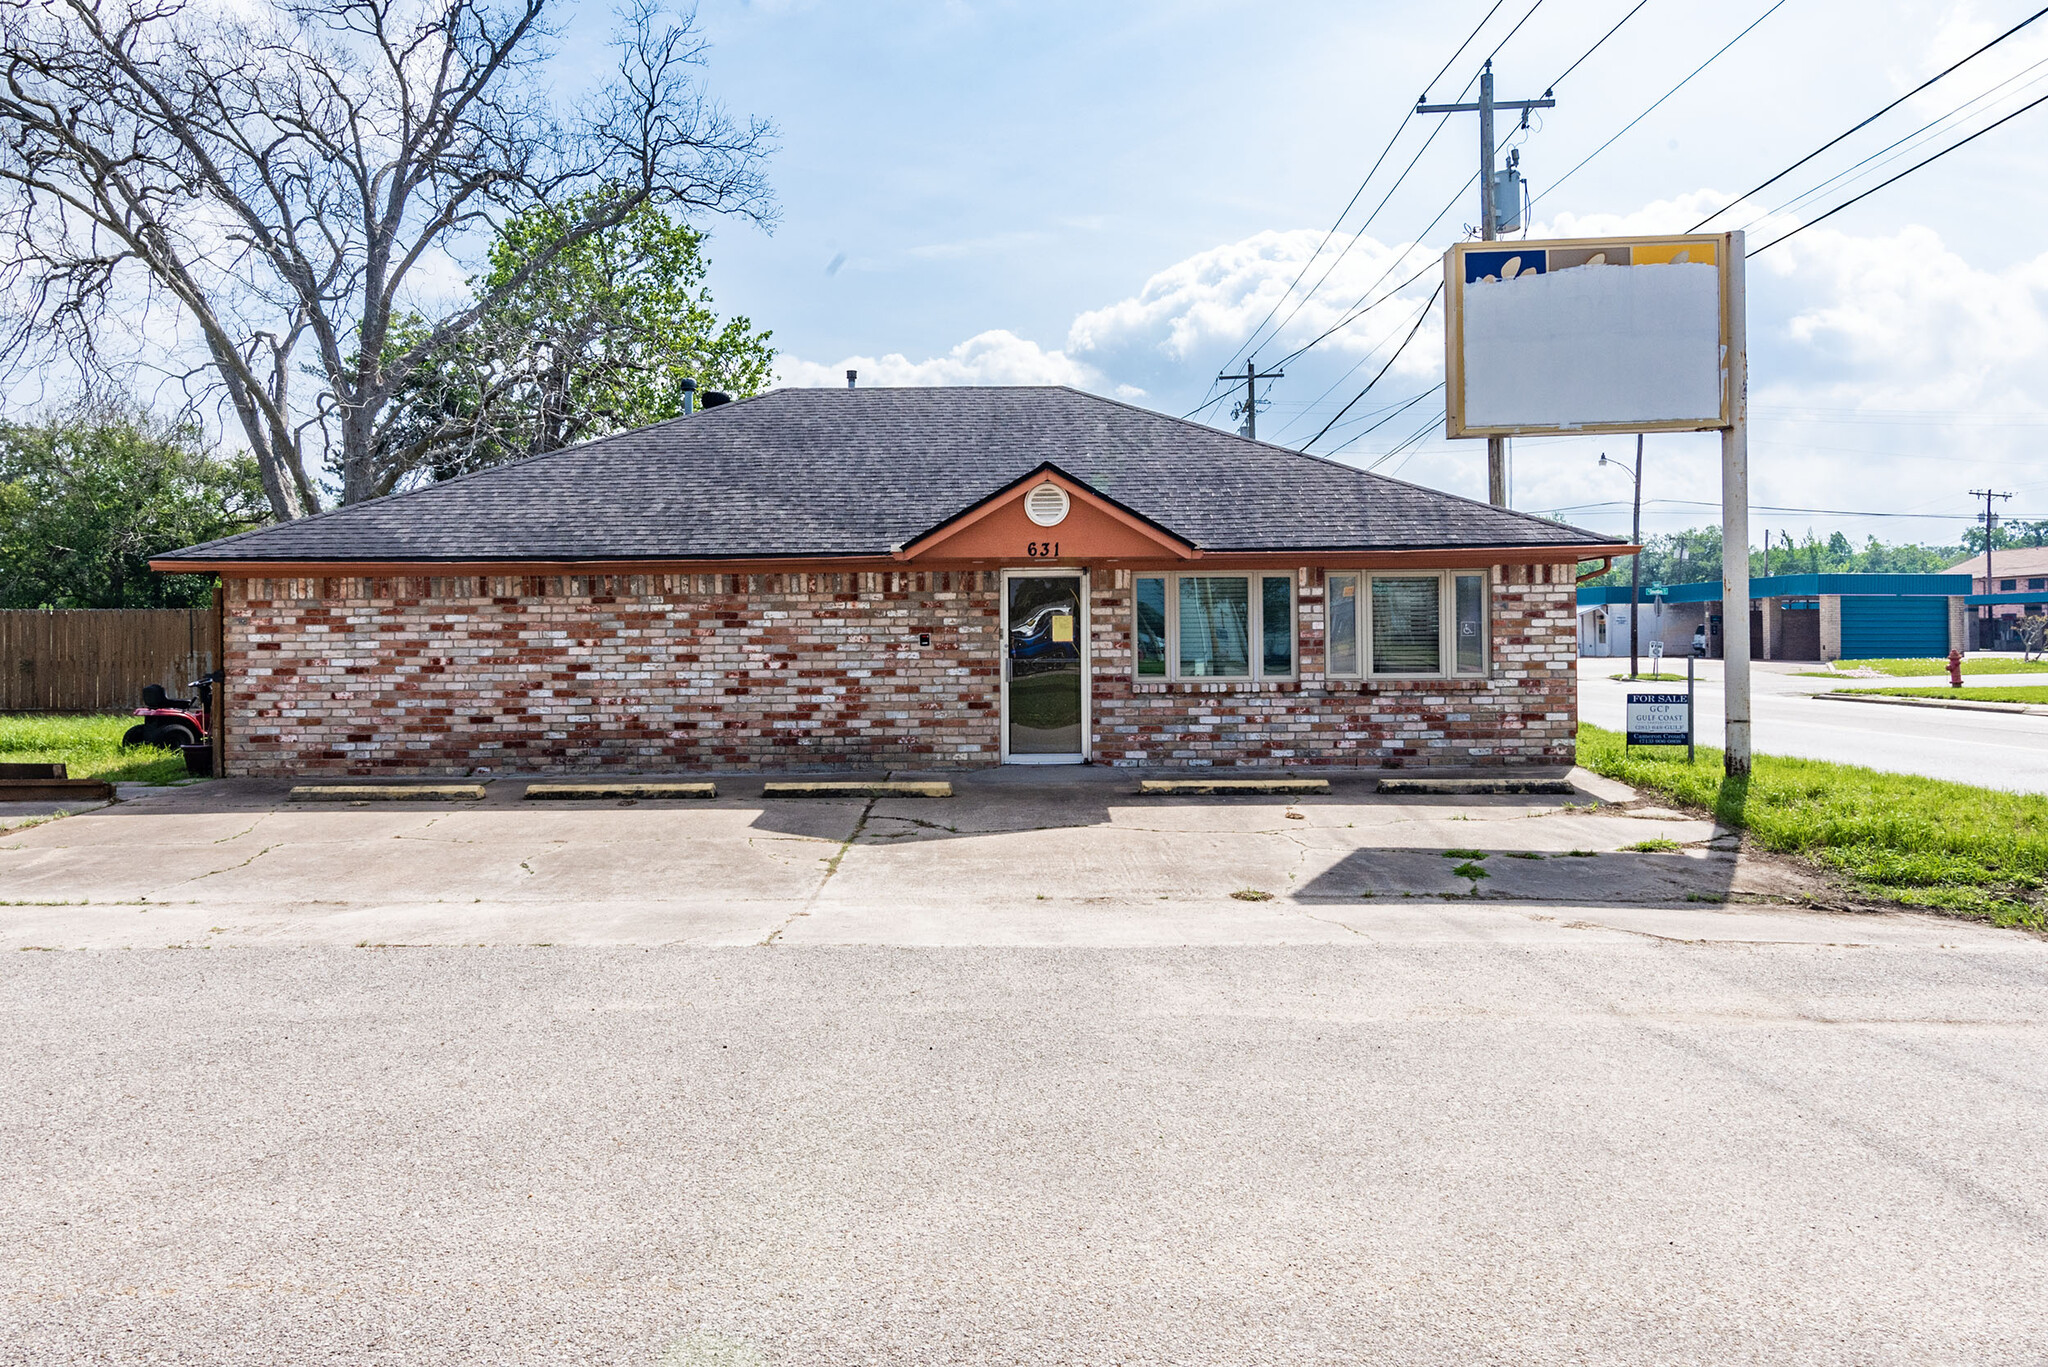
[{"left": 999, "top": 566, "right": 1090, "bottom": 765}]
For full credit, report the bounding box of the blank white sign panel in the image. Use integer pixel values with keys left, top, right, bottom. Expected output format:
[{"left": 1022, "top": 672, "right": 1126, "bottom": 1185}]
[{"left": 1448, "top": 236, "right": 1731, "bottom": 436}]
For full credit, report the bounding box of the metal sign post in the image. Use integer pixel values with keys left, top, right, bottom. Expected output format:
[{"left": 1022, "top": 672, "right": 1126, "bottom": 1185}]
[{"left": 1687, "top": 652, "right": 1696, "bottom": 764}]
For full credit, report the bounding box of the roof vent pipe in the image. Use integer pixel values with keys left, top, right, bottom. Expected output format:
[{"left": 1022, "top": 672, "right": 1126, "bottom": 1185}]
[
  {"left": 679, "top": 376, "right": 697, "bottom": 416},
  {"left": 846, "top": 369, "right": 857, "bottom": 388}
]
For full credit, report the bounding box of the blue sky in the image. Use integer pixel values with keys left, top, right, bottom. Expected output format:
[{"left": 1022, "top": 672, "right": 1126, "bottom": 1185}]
[{"left": 674, "top": 0, "right": 2048, "bottom": 550}]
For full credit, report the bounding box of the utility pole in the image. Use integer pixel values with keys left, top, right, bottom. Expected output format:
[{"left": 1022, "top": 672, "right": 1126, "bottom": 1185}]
[
  {"left": 1219, "top": 358, "right": 1285, "bottom": 441},
  {"left": 1419, "top": 60, "right": 1554, "bottom": 507},
  {"left": 1971, "top": 488, "right": 2012, "bottom": 646}
]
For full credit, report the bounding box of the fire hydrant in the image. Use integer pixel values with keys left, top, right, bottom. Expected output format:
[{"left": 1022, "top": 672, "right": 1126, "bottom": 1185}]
[{"left": 1948, "top": 648, "right": 1965, "bottom": 688}]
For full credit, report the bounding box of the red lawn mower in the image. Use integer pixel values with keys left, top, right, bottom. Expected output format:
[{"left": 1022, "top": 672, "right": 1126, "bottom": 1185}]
[{"left": 123, "top": 673, "right": 219, "bottom": 750}]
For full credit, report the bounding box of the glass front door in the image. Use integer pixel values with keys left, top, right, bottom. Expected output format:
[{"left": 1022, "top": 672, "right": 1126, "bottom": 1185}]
[{"left": 1005, "top": 573, "right": 1085, "bottom": 761}]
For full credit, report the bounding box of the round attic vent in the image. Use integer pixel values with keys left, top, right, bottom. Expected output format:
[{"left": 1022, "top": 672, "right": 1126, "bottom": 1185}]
[{"left": 1025, "top": 482, "right": 1070, "bottom": 527}]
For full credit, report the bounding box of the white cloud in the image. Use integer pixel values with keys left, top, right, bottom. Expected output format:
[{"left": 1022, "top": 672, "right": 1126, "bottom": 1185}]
[
  {"left": 774, "top": 329, "right": 1106, "bottom": 389},
  {"left": 773, "top": 225, "right": 1443, "bottom": 406},
  {"left": 773, "top": 202, "right": 2048, "bottom": 544}
]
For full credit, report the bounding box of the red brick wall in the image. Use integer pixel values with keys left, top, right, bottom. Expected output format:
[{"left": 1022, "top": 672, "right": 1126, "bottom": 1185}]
[
  {"left": 223, "top": 564, "right": 1577, "bottom": 775},
  {"left": 1088, "top": 566, "right": 1578, "bottom": 769}
]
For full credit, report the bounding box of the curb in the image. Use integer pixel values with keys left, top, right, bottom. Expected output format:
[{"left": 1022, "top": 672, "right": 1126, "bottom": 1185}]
[
  {"left": 289, "top": 784, "right": 488, "bottom": 801},
  {"left": 1814, "top": 691, "right": 2048, "bottom": 716}
]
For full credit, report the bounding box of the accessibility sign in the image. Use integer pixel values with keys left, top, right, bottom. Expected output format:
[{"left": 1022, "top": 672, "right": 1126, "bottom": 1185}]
[{"left": 1626, "top": 693, "right": 1691, "bottom": 747}]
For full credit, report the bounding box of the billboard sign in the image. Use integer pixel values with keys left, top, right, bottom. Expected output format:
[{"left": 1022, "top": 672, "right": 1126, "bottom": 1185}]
[
  {"left": 1444, "top": 233, "right": 1734, "bottom": 439},
  {"left": 1625, "top": 693, "right": 1691, "bottom": 747}
]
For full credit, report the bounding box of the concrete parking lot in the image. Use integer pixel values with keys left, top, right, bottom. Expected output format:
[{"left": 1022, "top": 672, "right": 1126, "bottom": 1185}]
[
  {"left": 2, "top": 768, "right": 1844, "bottom": 950},
  {"left": 4, "top": 772, "right": 2045, "bottom": 1364}
]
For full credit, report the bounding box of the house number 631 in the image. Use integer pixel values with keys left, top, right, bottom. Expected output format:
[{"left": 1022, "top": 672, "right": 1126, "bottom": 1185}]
[{"left": 1025, "top": 541, "right": 1060, "bottom": 558}]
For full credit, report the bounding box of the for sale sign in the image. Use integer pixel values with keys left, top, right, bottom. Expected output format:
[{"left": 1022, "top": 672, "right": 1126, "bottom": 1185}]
[{"left": 1626, "top": 693, "right": 1690, "bottom": 747}]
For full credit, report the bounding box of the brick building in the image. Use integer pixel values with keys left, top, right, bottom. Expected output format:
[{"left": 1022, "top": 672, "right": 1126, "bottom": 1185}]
[{"left": 154, "top": 387, "right": 1626, "bottom": 776}]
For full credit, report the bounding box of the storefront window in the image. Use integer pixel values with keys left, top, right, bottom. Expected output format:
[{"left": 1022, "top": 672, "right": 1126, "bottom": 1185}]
[
  {"left": 1135, "top": 576, "right": 1167, "bottom": 676},
  {"left": 1455, "top": 573, "right": 1487, "bottom": 674},
  {"left": 1262, "top": 576, "right": 1294, "bottom": 676},
  {"left": 1327, "top": 574, "right": 1360, "bottom": 675},
  {"left": 1178, "top": 576, "right": 1250, "bottom": 677},
  {"left": 1325, "top": 571, "right": 1488, "bottom": 679},
  {"left": 1371, "top": 577, "right": 1441, "bottom": 674},
  {"left": 1135, "top": 573, "right": 1296, "bottom": 682}
]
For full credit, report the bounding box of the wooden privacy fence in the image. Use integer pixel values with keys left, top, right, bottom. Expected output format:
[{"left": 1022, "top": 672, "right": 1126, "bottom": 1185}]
[{"left": 1, "top": 608, "right": 220, "bottom": 712}]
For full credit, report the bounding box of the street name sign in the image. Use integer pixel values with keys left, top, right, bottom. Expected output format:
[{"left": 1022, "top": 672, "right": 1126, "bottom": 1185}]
[{"left": 1626, "top": 693, "right": 1691, "bottom": 747}]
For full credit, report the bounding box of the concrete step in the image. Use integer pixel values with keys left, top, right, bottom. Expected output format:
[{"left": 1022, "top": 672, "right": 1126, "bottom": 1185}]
[
  {"left": 1138, "top": 778, "right": 1330, "bottom": 796},
  {"left": 762, "top": 780, "right": 952, "bottom": 799},
  {"left": 0, "top": 778, "right": 114, "bottom": 802},
  {"left": 288, "top": 784, "right": 487, "bottom": 802},
  {"left": 523, "top": 782, "right": 717, "bottom": 800},
  {"left": 1376, "top": 777, "right": 1578, "bottom": 796}
]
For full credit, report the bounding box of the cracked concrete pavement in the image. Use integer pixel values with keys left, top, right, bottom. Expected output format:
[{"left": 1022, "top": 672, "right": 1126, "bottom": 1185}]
[
  {"left": 0, "top": 768, "right": 1900, "bottom": 951},
  {"left": 5, "top": 770, "right": 2046, "bottom": 1364}
]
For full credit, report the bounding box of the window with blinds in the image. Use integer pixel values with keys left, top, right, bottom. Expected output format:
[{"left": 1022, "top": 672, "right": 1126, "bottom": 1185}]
[
  {"left": 1133, "top": 573, "right": 1296, "bottom": 683},
  {"left": 1371, "top": 577, "right": 1440, "bottom": 674},
  {"left": 1325, "top": 571, "right": 1489, "bottom": 679}
]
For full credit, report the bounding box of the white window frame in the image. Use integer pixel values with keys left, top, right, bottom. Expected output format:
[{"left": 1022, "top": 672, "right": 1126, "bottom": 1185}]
[
  {"left": 1133, "top": 571, "right": 1296, "bottom": 682},
  {"left": 1324, "top": 570, "right": 1491, "bottom": 680}
]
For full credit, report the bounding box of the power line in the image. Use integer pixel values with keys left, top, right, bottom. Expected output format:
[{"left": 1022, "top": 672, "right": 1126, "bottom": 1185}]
[
  {"left": 1692, "top": 3, "right": 2048, "bottom": 232},
  {"left": 1268, "top": 1, "right": 1659, "bottom": 440},
  {"left": 1273, "top": 247, "right": 1448, "bottom": 372},
  {"left": 1740, "top": 55, "right": 2048, "bottom": 234},
  {"left": 1302, "top": 281, "right": 1445, "bottom": 449},
  {"left": 1374, "top": 405, "right": 1453, "bottom": 475},
  {"left": 1548, "top": 0, "right": 1652, "bottom": 90},
  {"left": 1525, "top": 0, "right": 1787, "bottom": 216},
  {"left": 1322, "top": 383, "right": 1445, "bottom": 457},
  {"left": 1485, "top": 0, "right": 1547, "bottom": 63},
  {"left": 1539, "top": 498, "right": 2048, "bottom": 520},
  {"left": 1192, "top": 0, "right": 1659, "bottom": 429},
  {"left": 1234, "top": 104, "right": 1472, "bottom": 377},
  {"left": 1190, "top": 0, "right": 1514, "bottom": 414},
  {"left": 1749, "top": 86, "right": 2048, "bottom": 255}
]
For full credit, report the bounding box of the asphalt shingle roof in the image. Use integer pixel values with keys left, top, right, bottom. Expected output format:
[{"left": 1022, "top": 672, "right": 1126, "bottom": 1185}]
[{"left": 159, "top": 386, "right": 1620, "bottom": 563}]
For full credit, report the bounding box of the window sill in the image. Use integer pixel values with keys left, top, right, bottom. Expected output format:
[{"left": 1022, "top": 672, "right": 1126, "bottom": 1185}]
[
  {"left": 1323, "top": 675, "right": 1492, "bottom": 688},
  {"left": 1129, "top": 678, "right": 1300, "bottom": 694},
  {"left": 1124, "top": 675, "right": 1500, "bottom": 694}
]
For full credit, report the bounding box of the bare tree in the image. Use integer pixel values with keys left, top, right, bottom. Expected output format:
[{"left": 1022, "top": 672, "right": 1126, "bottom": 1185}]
[
  {"left": 0, "top": 0, "right": 772, "bottom": 519},
  {"left": 2017, "top": 614, "right": 2048, "bottom": 663}
]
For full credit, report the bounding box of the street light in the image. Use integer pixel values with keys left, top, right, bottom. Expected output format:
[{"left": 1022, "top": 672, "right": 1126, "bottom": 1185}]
[{"left": 1599, "top": 435, "right": 1646, "bottom": 679}]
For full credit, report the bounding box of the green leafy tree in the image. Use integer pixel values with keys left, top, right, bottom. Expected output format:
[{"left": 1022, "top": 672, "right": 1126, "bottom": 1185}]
[
  {"left": 1580, "top": 528, "right": 1969, "bottom": 589},
  {"left": 378, "top": 200, "right": 775, "bottom": 487},
  {"left": 0, "top": 401, "right": 267, "bottom": 608}
]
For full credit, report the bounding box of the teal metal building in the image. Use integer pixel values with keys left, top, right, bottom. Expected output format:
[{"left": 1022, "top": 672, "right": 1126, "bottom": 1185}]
[{"left": 1578, "top": 573, "right": 1972, "bottom": 661}]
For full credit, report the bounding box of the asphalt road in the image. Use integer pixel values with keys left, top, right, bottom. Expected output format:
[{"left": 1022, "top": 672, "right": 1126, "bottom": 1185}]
[
  {"left": 5, "top": 941, "right": 2045, "bottom": 1366},
  {"left": 1579, "top": 658, "right": 2048, "bottom": 792}
]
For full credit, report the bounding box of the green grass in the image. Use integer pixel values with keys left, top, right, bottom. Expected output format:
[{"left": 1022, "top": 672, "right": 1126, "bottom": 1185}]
[
  {"left": 1608, "top": 672, "right": 1689, "bottom": 682},
  {"left": 0, "top": 713, "right": 189, "bottom": 784},
  {"left": 1449, "top": 861, "right": 1489, "bottom": 881},
  {"left": 1577, "top": 722, "right": 2048, "bottom": 929},
  {"left": 1620, "top": 837, "right": 1683, "bottom": 853},
  {"left": 1441, "top": 848, "right": 1488, "bottom": 860},
  {"left": 1795, "top": 657, "right": 2048, "bottom": 678},
  {"left": 1837, "top": 683, "right": 2048, "bottom": 705}
]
